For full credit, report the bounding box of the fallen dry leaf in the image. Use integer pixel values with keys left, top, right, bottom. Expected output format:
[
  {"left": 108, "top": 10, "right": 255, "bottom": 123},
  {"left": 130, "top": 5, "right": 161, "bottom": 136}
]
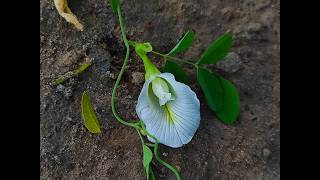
[{"left": 54, "top": 0, "right": 84, "bottom": 31}]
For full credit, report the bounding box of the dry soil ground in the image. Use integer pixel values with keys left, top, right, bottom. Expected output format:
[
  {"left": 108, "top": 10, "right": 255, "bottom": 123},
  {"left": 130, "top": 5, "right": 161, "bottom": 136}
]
[{"left": 40, "top": 0, "right": 280, "bottom": 179}]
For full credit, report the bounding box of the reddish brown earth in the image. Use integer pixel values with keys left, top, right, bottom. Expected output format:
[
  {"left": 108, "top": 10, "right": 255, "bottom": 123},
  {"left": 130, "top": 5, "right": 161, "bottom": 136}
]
[{"left": 40, "top": 0, "right": 280, "bottom": 179}]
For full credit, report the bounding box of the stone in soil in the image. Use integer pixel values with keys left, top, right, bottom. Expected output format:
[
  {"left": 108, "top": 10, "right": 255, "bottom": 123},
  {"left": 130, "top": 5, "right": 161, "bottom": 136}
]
[
  {"left": 216, "top": 52, "right": 242, "bottom": 73},
  {"left": 131, "top": 72, "right": 145, "bottom": 85},
  {"left": 263, "top": 148, "right": 271, "bottom": 159}
]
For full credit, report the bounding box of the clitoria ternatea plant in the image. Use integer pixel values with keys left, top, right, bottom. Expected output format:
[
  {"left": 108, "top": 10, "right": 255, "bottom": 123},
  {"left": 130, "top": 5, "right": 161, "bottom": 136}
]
[{"left": 80, "top": 0, "right": 240, "bottom": 179}]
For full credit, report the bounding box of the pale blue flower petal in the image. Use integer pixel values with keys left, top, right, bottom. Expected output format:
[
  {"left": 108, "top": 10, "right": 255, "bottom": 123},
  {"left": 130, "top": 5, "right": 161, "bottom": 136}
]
[{"left": 136, "top": 73, "right": 200, "bottom": 148}]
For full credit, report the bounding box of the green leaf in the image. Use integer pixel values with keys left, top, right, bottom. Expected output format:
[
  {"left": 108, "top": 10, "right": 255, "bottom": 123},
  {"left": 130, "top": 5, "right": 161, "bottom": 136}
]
[
  {"left": 168, "top": 30, "right": 195, "bottom": 55},
  {"left": 216, "top": 77, "right": 240, "bottom": 124},
  {"left": 81, "top": 91, "right": 101, "bottom": 133},
  {"left": 53, "top": 71, "right": 74, "bottom": 85},
  {"left": 197, "top": 32, "right": 232, "bottom": 65},
  {"left": 108, "top": 0, "right": 120, "bottom": 13},
  {"left": 163, "top": 59, "right": 188, "bottom": 84},
  {"left": 143, "top": 145, "right": 153, "bottom": 169},
  {"left": 197, "top": 67, "right": 224, "bottom": 111},
  {"left": 53, "top": 62, "right": 91, "bottom": 85},
  {"left": 53, "top": 75, "right": 67, "bottom": 85},
  {"left": 73, "top": 62, "right": 92, "bottom": 75},
  {"left": 143, "top": 145, "right": 153, "bottom": 179}
]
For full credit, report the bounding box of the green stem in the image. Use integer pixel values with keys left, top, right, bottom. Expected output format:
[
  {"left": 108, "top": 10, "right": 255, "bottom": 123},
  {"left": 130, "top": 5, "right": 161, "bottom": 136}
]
[
  {"left": 110, "top": 6, "right": 139, "bottom": 129},
  {"left": 136, "top": 128, "right": 145, "bottom": 145},
  {"left": 145, "top": 143, "right": 155, "bottom": 147},
  {"left": 135, "top": 49, "right": 160, "bottom": 80},
  {"left": 141, "top": 123, "right": 181, "bottom": 180},
  {"left": 151, "top": 51, "right": 196, "bottom": 67},
  {"left": 111, "top": 5, "right": 181, "bottom": 180}
]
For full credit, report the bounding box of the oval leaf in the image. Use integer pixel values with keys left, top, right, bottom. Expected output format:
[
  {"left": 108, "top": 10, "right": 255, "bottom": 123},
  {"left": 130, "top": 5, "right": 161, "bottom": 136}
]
[
  {"left": 197, "top": 68, "right": 224, "bottom": 111},
  {"left": 108, "top": 0, "right": 120, "bottom": 13},
  {"left": 197, "top": 32, "right": 232, "bottom": 65},
  {"left": 163, "top": 59, "right": 189, "bottom": 84},
  {"left": 73, "top": 62, "right": 92, "bottom": 75},
  {"left": 216, "top": 77, "right": 240, "bottom": 124},
  {"left": 143, "top": 145, "right": 153, "bottom": 169},
  {"left": 168, "top": 30, "right": 195, "bottom": 55},
  {"left": 81, "top": 91, "right": 101, "bottom": 133}
]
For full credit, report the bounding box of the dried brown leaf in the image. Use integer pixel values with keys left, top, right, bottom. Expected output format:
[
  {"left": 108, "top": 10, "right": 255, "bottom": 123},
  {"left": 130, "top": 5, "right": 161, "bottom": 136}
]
[{"left": 54, "top": 0, "right": 84, "bottom": 31}]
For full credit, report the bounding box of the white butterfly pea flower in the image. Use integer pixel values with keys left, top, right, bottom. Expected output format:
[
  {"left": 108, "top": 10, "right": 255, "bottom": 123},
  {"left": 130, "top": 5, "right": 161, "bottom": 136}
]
[{"left": 135, "top": 43, "right": 200, "bottom": 148}]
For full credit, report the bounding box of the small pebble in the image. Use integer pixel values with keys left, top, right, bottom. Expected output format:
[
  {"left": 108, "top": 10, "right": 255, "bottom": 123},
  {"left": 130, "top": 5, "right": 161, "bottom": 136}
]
[
  {"left": 56, "top": 84, "right": 65, "bottom": 92},
  {"left": 247, "top": 22, "right": 262, "bottom": 32},
  {"left": 106, "top": 71, "right": 116, "bottom": 79},
  {"left": 263, "top": 148, "right": 271, "bottom": 159},
  {"left": 131, "top": 72, "right": 145, "bottom": 85},
  {"left": 40, "top": 35, "right": 45, "bottom": 42},
  {"left": 251, "top": 117, "right": 258, "bottom": 121},
  {"left": 176, "top": 165, "right": 181, "bottom": 171},
  {"left": 64, "top": 87, "right": 73, "bottom": 97},
  {"left": 60, "top": 50, "right": 82, "bottom": 67},
  {"left": 216, "top": 52, "right": 242, "bottom": 73}
]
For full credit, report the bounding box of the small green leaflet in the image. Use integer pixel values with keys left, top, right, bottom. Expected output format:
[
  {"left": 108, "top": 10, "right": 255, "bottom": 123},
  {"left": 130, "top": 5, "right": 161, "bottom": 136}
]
[
  {"left": 54, "top": 77, "right": 64, "bottom": 84},
  {"left": 163, "top": 31, "right": 194, "bottom": 84},
  {"left": 197, "top": 67, "right": 224, "bottom": 111},
  {"left": 197, "top": 67, "right": 240, "bottom": 124},
  {"left": 143, "top": 145, "right": 153, "bottom": 168},
  {"left": 167, "top": 30, "right": 195, "bottom": 55},
  {"left": 197, "top": 32, "right": 232, "bottom": 65},
  {"left": 108, "top": 0, "right": 120, "bottom": 13},
  {"left": 143, "top": 145, "right": 153, "bottom": 180},
  {"left": 163, "top": 59, "right": 189, "bottom": 84},
  {"left": 53, "top": 62, "right": 91, "bottom": 85},
  {"left": 81, "top": 91, "right": 101, "bottom": 133},
  {"left": 53, "top": 74, "right": 70, "bottom": 85},
  {"left": 73, "top": 62, "right": 92, "bottom": 75},
  {"left": 216, "top": 77, "right": 240, "bottom": 124}
]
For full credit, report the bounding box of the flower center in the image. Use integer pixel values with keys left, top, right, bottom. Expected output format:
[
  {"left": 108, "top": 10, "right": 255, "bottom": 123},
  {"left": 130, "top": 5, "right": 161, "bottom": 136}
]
[{"left": 151, "top": 77, "right": 174, "bottom": 106}]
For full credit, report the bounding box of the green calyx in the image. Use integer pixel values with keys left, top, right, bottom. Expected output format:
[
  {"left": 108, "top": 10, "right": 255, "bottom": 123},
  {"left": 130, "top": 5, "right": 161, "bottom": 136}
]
[{"left": 134, "top": 43, "right": 160, "bottom": 80}]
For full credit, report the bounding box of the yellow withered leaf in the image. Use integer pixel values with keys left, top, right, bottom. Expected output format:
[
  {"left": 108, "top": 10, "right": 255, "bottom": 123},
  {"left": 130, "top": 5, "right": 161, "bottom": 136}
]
[{"left": 54, "top": 0, "right": 84, "bottom": 31}]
